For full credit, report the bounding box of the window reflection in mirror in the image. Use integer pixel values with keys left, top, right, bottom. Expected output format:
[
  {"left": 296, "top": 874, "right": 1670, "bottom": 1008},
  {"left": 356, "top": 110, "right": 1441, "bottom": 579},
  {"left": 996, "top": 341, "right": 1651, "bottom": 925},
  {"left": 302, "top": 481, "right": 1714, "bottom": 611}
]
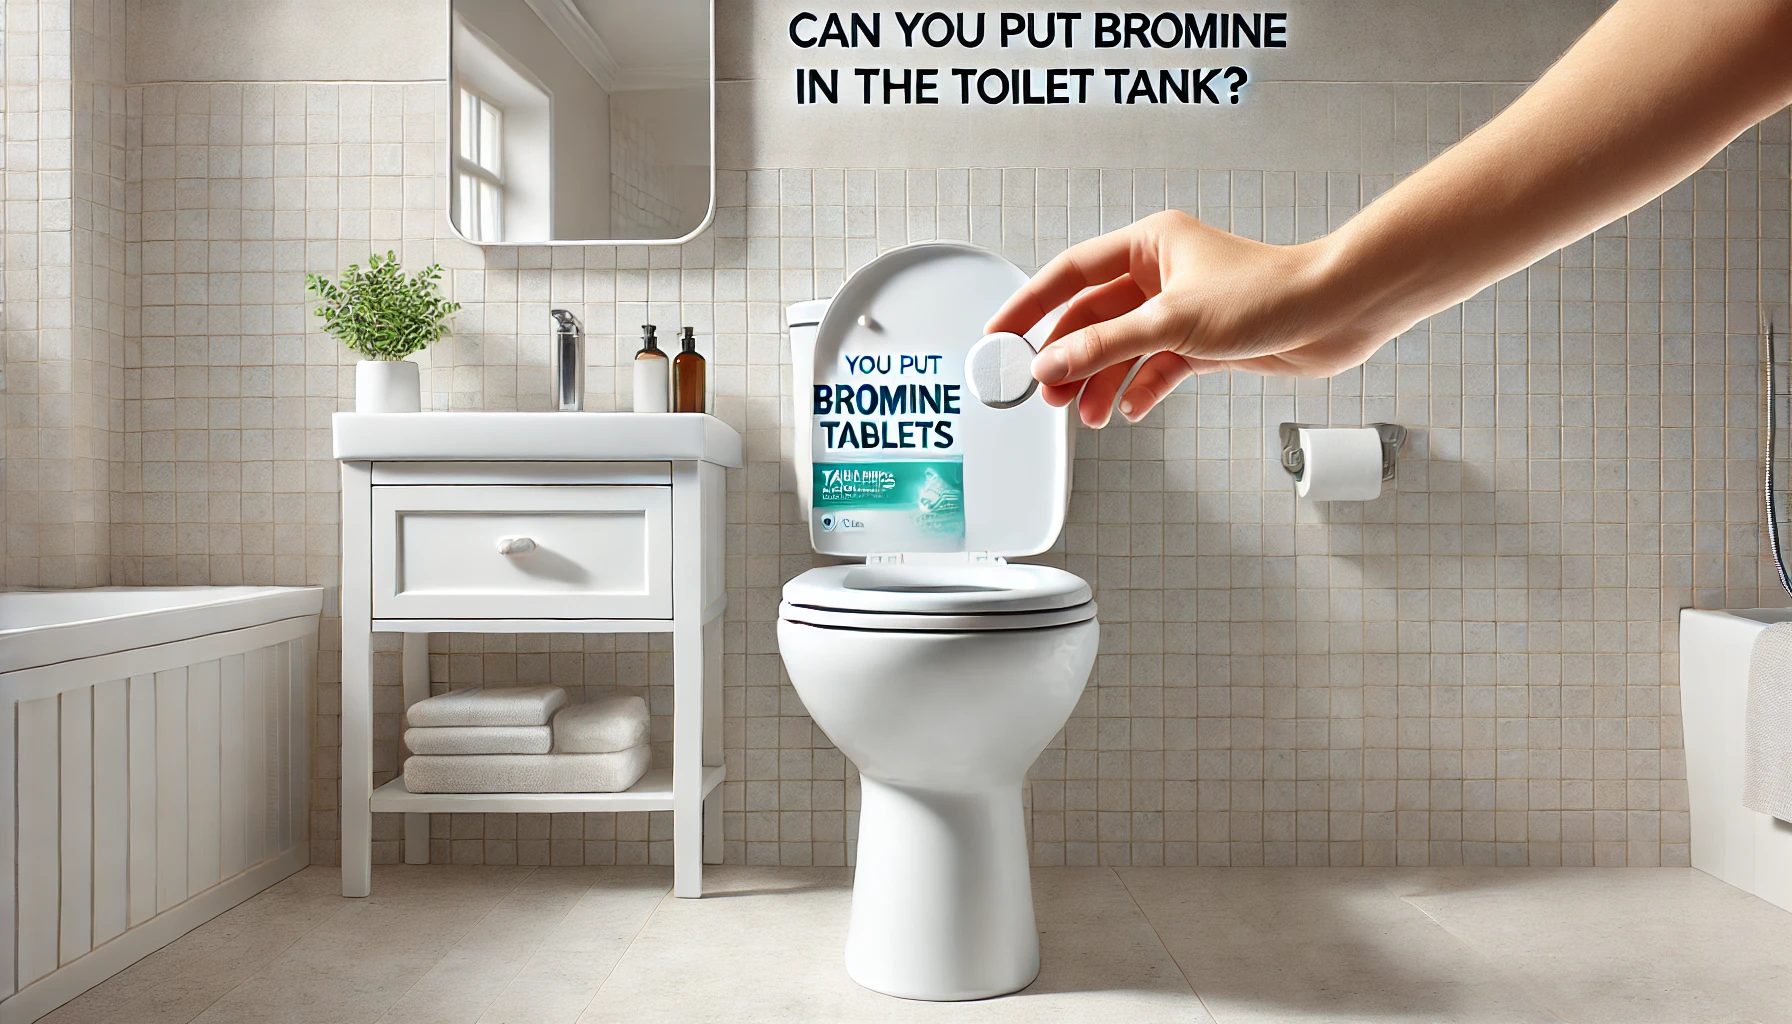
[
  {"left": 449, "top": 0, "right": 714, "bottom": 245},
  {"left": 455, "top": 87, "right": 508, "bottom": 241}
]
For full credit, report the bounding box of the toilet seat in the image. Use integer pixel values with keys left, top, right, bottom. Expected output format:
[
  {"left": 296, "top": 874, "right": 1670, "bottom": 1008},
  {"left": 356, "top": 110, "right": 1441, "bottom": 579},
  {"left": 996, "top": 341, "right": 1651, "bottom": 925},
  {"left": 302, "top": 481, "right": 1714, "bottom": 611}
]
[{"left": 780, "top": 563, "right": 1095, "bottom": 632}]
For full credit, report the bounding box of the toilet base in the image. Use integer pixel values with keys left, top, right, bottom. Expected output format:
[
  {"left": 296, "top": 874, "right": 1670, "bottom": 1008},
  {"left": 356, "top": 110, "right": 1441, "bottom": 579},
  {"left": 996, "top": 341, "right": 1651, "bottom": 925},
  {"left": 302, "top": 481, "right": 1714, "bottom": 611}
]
[{"left": 845, "top": 776, "right": 1039, "bottom": 1001}]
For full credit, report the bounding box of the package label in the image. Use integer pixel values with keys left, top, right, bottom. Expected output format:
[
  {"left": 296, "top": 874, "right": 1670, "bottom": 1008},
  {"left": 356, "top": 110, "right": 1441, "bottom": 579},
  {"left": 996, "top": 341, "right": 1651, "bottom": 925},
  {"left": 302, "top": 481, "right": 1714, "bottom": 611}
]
[{"left": 813, "top": 459, "right": 964, "bottom": 551}]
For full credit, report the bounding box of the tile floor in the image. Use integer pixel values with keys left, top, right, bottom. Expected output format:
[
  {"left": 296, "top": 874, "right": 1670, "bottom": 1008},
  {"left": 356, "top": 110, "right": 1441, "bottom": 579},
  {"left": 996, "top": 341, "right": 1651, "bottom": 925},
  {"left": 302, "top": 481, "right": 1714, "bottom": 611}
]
[{"left": 39, "top": 865, "right": 1792, "bottom": 1024}]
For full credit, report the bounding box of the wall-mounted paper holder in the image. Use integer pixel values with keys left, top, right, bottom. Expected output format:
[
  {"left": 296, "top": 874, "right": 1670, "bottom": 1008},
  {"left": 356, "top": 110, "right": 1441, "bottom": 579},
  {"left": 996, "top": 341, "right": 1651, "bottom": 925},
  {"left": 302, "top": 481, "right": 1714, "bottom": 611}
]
[{"left": 1279, "top": 422, "right": 1408, "bottom": 482}]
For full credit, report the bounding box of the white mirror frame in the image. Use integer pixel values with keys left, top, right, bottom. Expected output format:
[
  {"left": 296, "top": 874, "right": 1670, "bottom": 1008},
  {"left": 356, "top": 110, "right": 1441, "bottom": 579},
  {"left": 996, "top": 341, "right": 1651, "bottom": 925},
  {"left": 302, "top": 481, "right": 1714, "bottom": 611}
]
[{"left": 444, "top": 0, "right": 717, "bottom": 247}]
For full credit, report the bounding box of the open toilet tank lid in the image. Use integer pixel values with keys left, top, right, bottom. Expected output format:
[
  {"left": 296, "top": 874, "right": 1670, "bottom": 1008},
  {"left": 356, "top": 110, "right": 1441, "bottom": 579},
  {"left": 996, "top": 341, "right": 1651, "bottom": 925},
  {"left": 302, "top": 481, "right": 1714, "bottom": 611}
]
[{"left": 807, "top": 242, "right": 1072, "bottom": 560}]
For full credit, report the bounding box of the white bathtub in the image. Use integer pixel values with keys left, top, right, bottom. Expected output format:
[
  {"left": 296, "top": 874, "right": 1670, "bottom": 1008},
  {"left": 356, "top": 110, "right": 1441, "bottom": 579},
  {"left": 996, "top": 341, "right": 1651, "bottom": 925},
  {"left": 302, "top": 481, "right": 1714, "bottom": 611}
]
[
  {"left": 0, "top": 586, "right": 323, "bottom": 1024},
  {"left": 1680, "top": 608, "right": 1792, "bottom": 913}
]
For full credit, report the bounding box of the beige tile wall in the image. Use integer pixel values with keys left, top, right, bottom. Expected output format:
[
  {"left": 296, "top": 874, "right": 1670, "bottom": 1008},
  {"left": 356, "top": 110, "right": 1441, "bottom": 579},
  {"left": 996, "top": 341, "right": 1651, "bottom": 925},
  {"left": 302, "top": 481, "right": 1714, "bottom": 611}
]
[
  {"left": 3, "top": 0, "right": 127, "bottom": 588},
  {"left": 1, "top": 2, "right": 9, "bottom": 579},
  {"left": 7, "top": 3, "right": 1791, "bottom": 869},
  {"left": 74, "top": 0, "right": 128, "bottom": 584}
]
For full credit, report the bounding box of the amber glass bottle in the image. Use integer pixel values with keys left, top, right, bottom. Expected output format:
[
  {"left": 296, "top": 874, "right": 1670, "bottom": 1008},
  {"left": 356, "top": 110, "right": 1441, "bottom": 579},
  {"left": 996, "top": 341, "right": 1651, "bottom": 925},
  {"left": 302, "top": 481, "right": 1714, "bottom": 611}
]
[{"left": 673, "top": 327, "right": 707, "bottom": 414}]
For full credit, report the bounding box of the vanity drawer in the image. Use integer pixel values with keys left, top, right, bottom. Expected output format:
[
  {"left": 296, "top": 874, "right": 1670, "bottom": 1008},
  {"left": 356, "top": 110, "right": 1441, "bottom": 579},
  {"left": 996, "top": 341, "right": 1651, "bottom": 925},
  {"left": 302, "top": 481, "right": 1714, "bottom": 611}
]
[{"left": 371, "top": 485, "right": 672, "bottom": 619}]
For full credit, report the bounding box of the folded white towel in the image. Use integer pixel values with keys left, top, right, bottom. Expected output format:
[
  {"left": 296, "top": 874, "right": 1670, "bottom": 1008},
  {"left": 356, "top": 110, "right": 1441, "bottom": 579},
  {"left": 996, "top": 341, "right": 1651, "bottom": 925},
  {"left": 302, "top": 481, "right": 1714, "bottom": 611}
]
[
  {"left": 405, "top": 725, "right": 552, "bottom": 756},
  {"left": 402, "top": 747, "right": 650, "bottom": 794},
  {"left": 1745, "top": 621, "right": 1792, "bottom": 822},
  {"left": 553, "top": 694, "right": 651, "bottom": 753},
  {"left": 406, "top": 685, "right": 567, "bottom": 728}
]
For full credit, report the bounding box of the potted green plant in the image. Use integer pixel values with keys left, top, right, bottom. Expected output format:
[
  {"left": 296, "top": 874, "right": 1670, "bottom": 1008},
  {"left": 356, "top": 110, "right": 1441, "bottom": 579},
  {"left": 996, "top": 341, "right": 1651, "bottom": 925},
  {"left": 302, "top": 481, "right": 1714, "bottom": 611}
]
[{"left": 306, "top": 251, "right": 461, "bottom": 413}]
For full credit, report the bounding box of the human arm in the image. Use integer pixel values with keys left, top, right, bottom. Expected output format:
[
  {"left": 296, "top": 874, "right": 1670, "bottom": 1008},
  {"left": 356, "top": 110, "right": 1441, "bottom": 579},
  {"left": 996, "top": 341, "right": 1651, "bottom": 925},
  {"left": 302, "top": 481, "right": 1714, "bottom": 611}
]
[{"left": 987, "top": 0, "right": 1792, "bottom": 426}]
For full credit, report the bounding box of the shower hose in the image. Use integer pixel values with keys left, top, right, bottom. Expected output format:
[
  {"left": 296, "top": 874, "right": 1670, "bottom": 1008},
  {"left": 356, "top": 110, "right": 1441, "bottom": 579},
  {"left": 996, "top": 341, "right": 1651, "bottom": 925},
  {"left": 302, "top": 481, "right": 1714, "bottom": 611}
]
[{"left": 1763, "top": 315, "right": 1792, "bottom": 598}]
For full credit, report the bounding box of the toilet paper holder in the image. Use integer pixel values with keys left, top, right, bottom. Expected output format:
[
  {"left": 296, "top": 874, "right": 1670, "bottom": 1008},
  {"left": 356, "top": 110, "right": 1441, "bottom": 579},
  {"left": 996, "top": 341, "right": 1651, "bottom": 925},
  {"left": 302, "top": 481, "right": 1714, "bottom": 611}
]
[{"left": 1278, "top": 422, "right": 1408, "bottom": 482}]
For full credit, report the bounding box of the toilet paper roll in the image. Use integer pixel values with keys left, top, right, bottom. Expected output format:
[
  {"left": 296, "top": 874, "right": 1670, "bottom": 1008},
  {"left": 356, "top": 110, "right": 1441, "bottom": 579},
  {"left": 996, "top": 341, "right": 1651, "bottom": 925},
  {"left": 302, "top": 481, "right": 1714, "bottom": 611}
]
[{"left": 1295, "top": 427, "right": 1384, "bottom": 501}]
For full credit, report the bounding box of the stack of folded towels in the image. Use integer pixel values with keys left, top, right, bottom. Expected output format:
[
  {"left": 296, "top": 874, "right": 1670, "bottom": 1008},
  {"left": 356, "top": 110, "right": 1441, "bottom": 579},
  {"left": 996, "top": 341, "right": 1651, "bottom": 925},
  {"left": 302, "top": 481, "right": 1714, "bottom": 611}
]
[{"left": 403, "top": 685, "right": 651, "bottom": 794}]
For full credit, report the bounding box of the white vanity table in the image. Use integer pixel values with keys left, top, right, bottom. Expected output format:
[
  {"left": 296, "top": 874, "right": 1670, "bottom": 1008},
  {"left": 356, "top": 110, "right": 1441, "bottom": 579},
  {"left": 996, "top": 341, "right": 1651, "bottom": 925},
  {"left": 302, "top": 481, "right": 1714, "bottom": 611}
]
[{"left": 333, "top": 412, "right": 740, "bottom": 898}]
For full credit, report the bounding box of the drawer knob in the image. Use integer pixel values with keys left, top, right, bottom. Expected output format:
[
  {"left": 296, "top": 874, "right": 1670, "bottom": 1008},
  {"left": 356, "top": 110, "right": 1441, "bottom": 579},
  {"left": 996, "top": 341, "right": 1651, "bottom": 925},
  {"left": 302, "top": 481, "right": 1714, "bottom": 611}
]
[{"left": 496, "top": 536, "right": 537, "bottom": 555}]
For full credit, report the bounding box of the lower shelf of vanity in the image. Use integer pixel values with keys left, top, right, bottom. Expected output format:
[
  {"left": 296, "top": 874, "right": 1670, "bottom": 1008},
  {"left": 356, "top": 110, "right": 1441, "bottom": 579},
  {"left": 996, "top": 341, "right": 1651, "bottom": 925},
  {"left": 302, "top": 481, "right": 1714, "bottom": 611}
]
[{"left": 369, "top": 764, "right": 725, "bottom": 814}]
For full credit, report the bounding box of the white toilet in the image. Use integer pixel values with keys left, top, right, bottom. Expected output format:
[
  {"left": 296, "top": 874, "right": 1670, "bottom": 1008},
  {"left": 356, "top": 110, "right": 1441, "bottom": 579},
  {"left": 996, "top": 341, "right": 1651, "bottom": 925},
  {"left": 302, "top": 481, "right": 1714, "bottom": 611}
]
[{"left": 778, "top": 243, "right": 1099, "bottom": 1001}]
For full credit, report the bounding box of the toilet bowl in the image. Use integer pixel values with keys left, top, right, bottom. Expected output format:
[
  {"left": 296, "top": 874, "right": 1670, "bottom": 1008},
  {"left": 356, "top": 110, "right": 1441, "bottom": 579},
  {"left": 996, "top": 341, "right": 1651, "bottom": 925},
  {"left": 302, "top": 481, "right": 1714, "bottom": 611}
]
[
  {"left": 778, "top": 243, "right": 1097, "bottom": 1001},
  {"left": 779, "top": 564, "right": 1097, "bottom": 1000}
]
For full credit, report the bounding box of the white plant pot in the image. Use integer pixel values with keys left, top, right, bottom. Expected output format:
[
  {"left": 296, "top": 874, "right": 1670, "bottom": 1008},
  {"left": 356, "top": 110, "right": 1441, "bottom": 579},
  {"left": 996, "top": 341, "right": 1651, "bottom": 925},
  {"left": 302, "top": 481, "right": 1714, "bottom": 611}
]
[{"left": 355, "top": 359, "right": 421, "bottom": 413}]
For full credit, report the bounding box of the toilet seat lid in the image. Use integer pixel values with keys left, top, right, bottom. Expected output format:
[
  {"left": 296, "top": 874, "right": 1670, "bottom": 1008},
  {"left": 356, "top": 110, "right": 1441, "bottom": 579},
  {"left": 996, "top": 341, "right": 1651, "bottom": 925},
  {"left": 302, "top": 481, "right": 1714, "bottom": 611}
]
[
  {"left": 781, "top": 563, "right": 1091, "bottom": 616},
  {"left": 806, "top": 242, "right": 1072, "bottom": 560}
]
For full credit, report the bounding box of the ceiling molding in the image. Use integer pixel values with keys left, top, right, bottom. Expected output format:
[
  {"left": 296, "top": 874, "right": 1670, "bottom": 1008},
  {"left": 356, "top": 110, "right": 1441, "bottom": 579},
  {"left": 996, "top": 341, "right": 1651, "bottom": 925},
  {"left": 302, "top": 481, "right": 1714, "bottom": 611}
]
[
  {"left": 613, "top": 60, "right": 709, "bottom": 92},
  {"left": 523, "top": 0, "right": 618, "bottom": 93}
]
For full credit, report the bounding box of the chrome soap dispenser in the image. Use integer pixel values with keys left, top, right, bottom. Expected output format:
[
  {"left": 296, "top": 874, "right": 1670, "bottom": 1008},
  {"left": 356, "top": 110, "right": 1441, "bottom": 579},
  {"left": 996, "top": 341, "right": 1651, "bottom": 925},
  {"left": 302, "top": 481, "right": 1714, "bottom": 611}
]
[{"left": 550, "top": 309, "right": 584, "bottom": 411}]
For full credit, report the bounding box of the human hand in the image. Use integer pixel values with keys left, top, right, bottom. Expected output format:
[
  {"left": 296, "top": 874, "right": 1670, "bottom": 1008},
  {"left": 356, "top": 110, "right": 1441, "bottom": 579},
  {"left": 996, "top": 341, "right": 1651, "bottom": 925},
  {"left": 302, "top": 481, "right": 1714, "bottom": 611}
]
[{"left": 984, "top": 211, "right": 1394, "bottom": 427}]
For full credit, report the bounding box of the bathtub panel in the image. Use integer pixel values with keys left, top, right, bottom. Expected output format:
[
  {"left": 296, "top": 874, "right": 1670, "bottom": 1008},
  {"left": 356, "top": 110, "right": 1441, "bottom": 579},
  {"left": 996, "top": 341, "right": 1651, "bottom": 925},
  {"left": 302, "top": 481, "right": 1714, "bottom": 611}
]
[
  {"left": 245, "top": 646, "right": 270, "bottom": 865},
  {"left": 59, "top": 688, "right": 94, "bottom": 965},
  {"left": 220, "top": 655, "right": 248, "bottom": 879},
  {"left": 127, "top": 673, "right": 158, "bottom": 928},
  {"left": 287, "top": 641, "right": 310, "bottom": 855},
  {"left": 92, "top": 679, "right": 130, "bottom": 947},
  {"left": 1681, "top": 608, "right": 1792, "bottom": 914},
  {"left": 4, "top": 592, "right": 320, "bottom": 1023},
  {"left": 17, "top": 697, "right": 61, "bottom": 987},
  {"left": 155, "top": 667, "right": 189, "bottom": 913},
  {"left": 275, "top": 643, "right": 294, "bottom": 853},
  {"left": 186, "top": 659, "right": 222, "bottom": 895},
  {"left": 1682, "top": 609, "right": 1753, "bottom": 884},
  {"left": 1, "top": 690, "right": 14, "bottom": 999}
]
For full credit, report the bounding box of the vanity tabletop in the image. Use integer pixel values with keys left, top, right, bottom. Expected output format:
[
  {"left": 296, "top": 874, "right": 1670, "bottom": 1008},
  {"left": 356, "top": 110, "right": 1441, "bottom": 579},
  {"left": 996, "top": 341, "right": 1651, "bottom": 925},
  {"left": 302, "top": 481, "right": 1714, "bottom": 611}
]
[{"left": 332, "top": 412, "right": 744, "bottom": 467}]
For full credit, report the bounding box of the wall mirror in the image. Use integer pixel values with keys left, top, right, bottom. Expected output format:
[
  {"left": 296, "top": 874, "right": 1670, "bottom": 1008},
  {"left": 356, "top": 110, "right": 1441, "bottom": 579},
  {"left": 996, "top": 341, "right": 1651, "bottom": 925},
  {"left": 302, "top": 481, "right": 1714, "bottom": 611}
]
[{"left": 448, "top": 0, "right": 714, "bottom": 245}]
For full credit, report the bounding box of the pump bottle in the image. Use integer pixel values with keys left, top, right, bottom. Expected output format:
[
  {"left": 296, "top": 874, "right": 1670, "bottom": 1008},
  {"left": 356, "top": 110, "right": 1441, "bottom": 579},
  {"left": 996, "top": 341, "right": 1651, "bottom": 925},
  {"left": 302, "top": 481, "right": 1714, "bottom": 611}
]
[
  {"left": 633, "top": 325, "right": 669, "bottom": 413},
  {"left": 673, "top": 327, "right": 707, "bottom": 414}
]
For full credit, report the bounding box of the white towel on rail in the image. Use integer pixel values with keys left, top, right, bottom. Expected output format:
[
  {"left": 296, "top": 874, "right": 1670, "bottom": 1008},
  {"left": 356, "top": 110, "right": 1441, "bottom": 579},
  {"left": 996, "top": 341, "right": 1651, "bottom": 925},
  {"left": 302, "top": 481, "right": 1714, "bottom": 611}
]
[
  {"left": 553, "top": 694, "right": 650, "bottom": 753},
  {"left": 402, "top": 747, "right": 650, "bottom": 794},
  {"left": 406, "top": 685, "right": 567, "bottom": 728},
  {"left": 405, "top": 725, "right": 551, "bottom": 756},
  {"left": 1745, "top": 621, "right": 1792, "bottom": 822}
]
